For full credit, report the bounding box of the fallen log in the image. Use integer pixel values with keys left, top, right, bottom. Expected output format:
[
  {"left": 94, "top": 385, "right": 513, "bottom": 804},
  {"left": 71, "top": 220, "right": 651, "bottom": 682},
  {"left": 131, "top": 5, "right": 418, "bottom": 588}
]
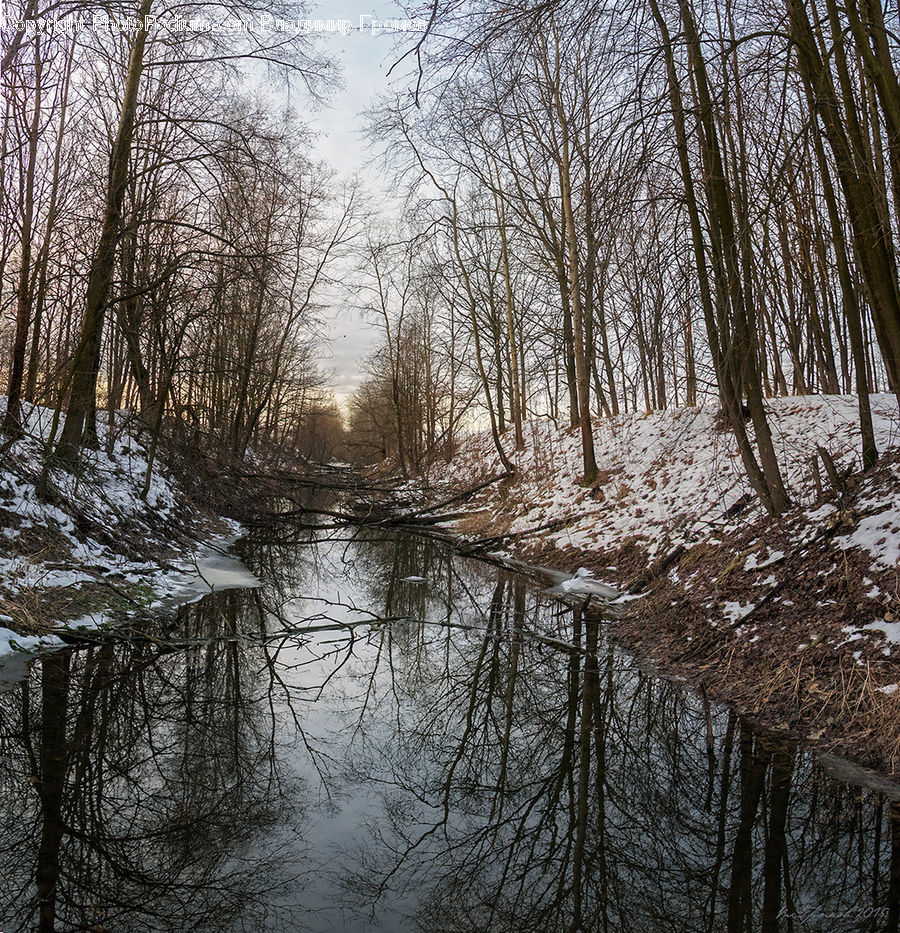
[
  {"left": 403, "top": 473, "right": 513, "bottom": 520},
  {"left": 461, "top": 517, "right": 578, "bottom": 553}
]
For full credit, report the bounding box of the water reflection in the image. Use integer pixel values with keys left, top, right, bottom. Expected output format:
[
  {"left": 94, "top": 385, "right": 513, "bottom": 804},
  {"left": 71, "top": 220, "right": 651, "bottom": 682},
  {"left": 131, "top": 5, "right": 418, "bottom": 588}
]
[{"left": 0, "top": 527, "right": 897, "bottom": 932}]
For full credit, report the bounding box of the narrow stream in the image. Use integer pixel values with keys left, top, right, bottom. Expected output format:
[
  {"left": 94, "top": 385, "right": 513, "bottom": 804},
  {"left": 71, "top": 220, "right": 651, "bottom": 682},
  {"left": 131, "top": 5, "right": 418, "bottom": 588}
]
[{"left": 0, "top": 525, "right": 896, "bottom": 932}]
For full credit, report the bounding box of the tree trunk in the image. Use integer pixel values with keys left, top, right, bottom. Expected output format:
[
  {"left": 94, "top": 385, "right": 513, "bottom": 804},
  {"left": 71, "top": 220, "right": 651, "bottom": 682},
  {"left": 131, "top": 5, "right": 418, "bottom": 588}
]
[
  {"left": 494, "top": 190, "right": 524, "bottom": 449},
  {"left": 55, "top": 0, "right": 153, "bottom": 465},
  {"left": 3, "top": 36, "right": 41, "bottom": 435},
  {"left": 787, "top": 0, "right": 900, "bottom": 405},
  {"left": 803, "top": 78, "right": 878, "bottom": 467},
  {"left": 678, "top": 0, "right": 791, "bottom": 514},
  {"left": 648, "top": 0, "right": 782, "bottom": 516},
  {"left": 553, "top": 69, "right": 597, "bottom": 483}
]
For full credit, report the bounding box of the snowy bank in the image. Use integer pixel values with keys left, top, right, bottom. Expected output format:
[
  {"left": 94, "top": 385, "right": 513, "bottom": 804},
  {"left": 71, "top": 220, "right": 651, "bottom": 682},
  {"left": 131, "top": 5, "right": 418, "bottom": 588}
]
[
  {"left": 425, "top": 394, "right": 900, "bottom": 772},
  {"left": 0, "top": 398, "right": 256, "bottom": 666},
  {"left": 442, "top": 394, "right": 899, "bottom": 561}
]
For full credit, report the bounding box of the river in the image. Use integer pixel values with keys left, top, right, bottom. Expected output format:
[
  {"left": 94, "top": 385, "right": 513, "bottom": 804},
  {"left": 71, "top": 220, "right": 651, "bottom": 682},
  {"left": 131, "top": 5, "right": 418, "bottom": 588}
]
[{"left": 0, "top": 524, "right": 896, "bottom": 932}]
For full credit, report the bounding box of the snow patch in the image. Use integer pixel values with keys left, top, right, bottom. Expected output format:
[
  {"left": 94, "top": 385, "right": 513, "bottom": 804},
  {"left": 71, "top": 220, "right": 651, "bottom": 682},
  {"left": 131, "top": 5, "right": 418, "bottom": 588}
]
[
  {"left": 0, "top": 397, "right": 254, "bottom": 662},
  {"left": 0, "top": 626, "right": 65, "bottom": 658},
  {"left": 836, "top": 510, "right": 900, "bottom": 569},
  {"left": 438, "top": 394, "right": 900, "bottom": 595},
  {"left": 860, "top": 619, "right": 900, "bottom": 644},
  {"left": 723, "top": 601, "right": 754, "bottom": 624},
  {"left": 744, "top": 550, "right": 785, "bottom": 571}
]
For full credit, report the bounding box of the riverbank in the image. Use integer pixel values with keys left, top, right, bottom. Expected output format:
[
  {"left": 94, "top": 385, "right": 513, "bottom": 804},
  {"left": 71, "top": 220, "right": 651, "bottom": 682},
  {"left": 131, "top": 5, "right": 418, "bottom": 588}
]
[
  {"left": 0, "top": 399, "right": 253, "bottom": 659},
  {"left": 410, "top": 394, "right": 900, "bottom": 776},
  {"left": 5, "top": 393, "right": 900, "bottom": 776}
]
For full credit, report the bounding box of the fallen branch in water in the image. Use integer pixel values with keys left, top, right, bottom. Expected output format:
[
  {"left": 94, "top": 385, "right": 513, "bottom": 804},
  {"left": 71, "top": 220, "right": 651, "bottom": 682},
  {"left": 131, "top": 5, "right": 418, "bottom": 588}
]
[
  {"left": 264, "top": 504, "right": 360, "bottom": 523},
  {"left": 461, "top": 517, "right": 579, "bottom": 553},
  {"left": 259, "top": 502, "right": 469, "bottom": 528},
  {"left": 402, "top": 472, "right": 513, "bottom": 520}
]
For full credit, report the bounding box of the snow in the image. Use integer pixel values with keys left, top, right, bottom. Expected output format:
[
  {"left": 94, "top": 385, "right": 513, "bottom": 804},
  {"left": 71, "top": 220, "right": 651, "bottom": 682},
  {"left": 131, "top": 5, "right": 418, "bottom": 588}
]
[
  {"left": 437, "top": 394, "right": 900, "bottom": 588},
  {"left": 744, "top": 550, "right": 785, "bottom": 571},
  {"left": 836, "top": 510, "right": 900, "bottom": 569},
  {"left": 838, "top": 628, "right": 866, "bottom": 647},
  {"left": 150, "top": 544, "right": 262, "bottom": 608},
  {"left": 0, "top": 626, "right": 64, "bottom": 659},
  {"left": 723, "top": 600, "right": 753, "bottom": 623},
  {"left": 61, "top": 612, "right": 111, "bottom": 632},
  {"left": 0, "top": 560, "right": 95, "bottom": 590},
  {"left": 833, "top": 458, "right": 900, "bottom": 568},
  {"left": 860, "top": 620, "right": 900, "bottom": 644},
  {"left": 0, "top": 396, "right": 256, "bottom": 663}
]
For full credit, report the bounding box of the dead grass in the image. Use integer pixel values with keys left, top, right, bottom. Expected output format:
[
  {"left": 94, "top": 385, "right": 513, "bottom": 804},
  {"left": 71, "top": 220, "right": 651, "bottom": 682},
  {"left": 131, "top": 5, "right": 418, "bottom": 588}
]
[
  {"left": 0, "top": 578, "right": 154, "bottom": 637},
  {"left": 612, "top": 557, "right": 900, "bottom": 777},
  {"left": 677, "top": 541, "right": 717, "bottom": 572},
  {"left": 593, "top": 467, "right": 624, "bottom": 486},
  {"left": 11, "top": 522, "right": 73, "bottom": 563},
  {"left": 0, "top": 585, "right": 78, "bottom": 636},
  {"left": 456, "top": 509, "right": 514, "bottom": 540}
]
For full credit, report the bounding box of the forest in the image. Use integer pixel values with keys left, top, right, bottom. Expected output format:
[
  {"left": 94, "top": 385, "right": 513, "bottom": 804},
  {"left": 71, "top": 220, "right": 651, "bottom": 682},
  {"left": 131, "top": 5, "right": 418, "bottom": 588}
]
[
  {"left": 346, "top": 0, "right": 900, "bottom": 517},
  {"left": 3, "top": 4, "right": 900, "bottom": 928},
  {"left": 1, "top": 0, "right": 351, "bottom": 478},
  {"left": 1, "top": 0, "right": 899, "bottom": 504}
]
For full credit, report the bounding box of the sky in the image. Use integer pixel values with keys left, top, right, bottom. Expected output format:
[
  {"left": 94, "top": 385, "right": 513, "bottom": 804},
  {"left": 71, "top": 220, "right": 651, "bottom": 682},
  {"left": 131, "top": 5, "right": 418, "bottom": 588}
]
[{"left": 305, "top": 0, "right": 420, "bottom": 406}]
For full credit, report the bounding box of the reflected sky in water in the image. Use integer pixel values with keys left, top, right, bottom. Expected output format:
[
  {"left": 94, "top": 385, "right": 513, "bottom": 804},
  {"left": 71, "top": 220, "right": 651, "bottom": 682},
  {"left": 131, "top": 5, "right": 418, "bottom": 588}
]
[{"left": 0, "top": 526, "right": 897, "bottom": 932}]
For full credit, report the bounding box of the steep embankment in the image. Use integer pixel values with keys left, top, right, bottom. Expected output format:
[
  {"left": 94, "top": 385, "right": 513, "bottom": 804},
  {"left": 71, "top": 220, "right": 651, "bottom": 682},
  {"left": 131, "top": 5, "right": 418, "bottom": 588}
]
[
  {"left": 0, "top": 400, "right": 249, "bottom": 659},
  {"left": 431, "top": 394, "right": 900, "bottom": 774}
]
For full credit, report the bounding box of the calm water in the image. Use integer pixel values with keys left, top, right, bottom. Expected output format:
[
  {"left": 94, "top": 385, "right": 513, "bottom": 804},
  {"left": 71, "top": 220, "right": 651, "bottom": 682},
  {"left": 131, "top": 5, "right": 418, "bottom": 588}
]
[{"left": 0, "top": 526, "right": 897, "bottom": 932}]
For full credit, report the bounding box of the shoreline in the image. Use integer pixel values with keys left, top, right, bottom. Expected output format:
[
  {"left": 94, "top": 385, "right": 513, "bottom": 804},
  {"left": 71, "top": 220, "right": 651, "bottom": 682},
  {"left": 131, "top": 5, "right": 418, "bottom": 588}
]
[
  {"left": 443, "top": 482, "right": 900, "bottom": 778},
  {"left": 4, "top": 393, "right": 900, "bottom": 776},
  {"left": 404, "top": 506, "right": 900, "bottom": 781},
  {"left": 0, "top": 398, "right": 256, "bottom": 669},
  {"left": 397, "top": 396, "right": 900, "bottom": 778}
]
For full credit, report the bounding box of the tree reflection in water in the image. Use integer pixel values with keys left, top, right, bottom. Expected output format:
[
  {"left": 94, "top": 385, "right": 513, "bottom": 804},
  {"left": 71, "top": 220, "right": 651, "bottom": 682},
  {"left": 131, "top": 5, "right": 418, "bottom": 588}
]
[
  {"left": 0, "top": 589, "right": 314, "bottom": 932},
  {"left": 0, "top": 527, "right": 896, "bottom": 932}
]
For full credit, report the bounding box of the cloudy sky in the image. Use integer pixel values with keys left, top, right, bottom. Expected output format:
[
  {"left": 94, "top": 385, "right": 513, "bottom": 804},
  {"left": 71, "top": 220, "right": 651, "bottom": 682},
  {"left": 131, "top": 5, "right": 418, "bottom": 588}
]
[{"left": 305, "top": 0, "right": 417, "bottom": 406}]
